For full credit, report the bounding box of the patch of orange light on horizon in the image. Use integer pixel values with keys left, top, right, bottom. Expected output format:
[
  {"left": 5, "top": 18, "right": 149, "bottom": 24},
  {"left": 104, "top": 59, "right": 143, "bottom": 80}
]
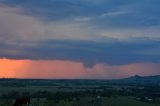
[{"left": 0, "top": 58, "right": 27, "bottom": 78}]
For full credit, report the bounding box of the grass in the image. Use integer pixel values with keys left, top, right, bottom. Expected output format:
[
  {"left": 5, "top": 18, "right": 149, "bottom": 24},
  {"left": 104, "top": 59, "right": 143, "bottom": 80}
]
[
  {"left": 103, "top": 96, "right": 160, "bottom": 106},
  {"left": 0, "top": 96, "right": 159, "bottom": 106}
]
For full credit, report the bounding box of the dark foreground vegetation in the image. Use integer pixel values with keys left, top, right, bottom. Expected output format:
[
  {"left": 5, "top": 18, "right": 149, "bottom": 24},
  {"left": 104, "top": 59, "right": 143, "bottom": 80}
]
[{"left": 0, "top": 75, "right": 160, "bottom": 106}]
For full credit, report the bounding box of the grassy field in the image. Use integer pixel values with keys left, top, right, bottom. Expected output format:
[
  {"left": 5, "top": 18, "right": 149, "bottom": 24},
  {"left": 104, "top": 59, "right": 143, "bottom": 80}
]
[
  {"left": 104, "top": 96, "right": 160, "bottom": 106},
  {"left": 0, "top": 80, "right": 159, "bottom": 106}
]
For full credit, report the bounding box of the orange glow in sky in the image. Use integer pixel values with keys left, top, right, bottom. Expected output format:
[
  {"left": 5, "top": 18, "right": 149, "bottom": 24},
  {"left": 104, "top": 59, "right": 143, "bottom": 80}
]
[
  {"left": 0, "top": 59, "right": 160, "bottom": 79},
  {"left": 0, "top": 59, "right": 98, "bottom": 79},
  {"left": 0, "top": 58, "right": 27, "bottom": 78}
]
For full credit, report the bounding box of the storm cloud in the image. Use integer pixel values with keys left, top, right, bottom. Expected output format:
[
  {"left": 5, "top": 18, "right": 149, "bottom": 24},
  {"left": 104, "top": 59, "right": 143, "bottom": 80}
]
[
  {"left": 0, "top": 39, "right": 160, "bottom": 67},
  {"left": 0, "top": 0, "right": 160, "bottom": 68}
]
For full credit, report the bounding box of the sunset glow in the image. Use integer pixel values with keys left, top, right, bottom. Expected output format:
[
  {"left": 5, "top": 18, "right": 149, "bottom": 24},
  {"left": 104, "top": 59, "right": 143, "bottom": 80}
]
[
  {"left": 0, "top": 59, "right": 27, "bottom": 78},
  {"left": 0, "top": 59, "right": 160, "bottom": 79}
]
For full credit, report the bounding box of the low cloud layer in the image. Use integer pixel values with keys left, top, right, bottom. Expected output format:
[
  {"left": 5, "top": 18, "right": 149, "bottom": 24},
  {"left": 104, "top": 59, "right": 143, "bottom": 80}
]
[{"left": 0, "top": 39, "right": 160, "bottom": 67}]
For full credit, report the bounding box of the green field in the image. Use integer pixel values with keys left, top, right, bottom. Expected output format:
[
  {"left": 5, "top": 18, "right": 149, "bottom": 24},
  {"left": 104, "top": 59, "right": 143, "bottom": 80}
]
[
  {"left": 0, "top": 96, "right": 159, "bottom": 106},
  {"left": 0, "top": 78, "right": 160, "bottom": 106},
  {"left": 0, "top": 85, "right": 159, "bottom": 106}
]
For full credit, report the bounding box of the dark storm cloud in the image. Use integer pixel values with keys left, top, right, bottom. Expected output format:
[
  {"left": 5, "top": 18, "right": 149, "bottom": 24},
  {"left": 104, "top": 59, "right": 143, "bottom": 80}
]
[{"left": 0, "top": 39, "right": 160, "bottom": 67}]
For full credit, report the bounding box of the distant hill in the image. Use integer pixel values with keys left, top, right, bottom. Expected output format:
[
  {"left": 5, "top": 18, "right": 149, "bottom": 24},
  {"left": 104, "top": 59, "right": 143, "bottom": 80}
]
[
  {"left": 118, "top": 75, "right": 160, "bottom": 86},
  {"left": 0, "top": 75, "right": 160, "bottom": 87},
  {"left": 123, "top": 75, "right": 160, "bottom": 80}
]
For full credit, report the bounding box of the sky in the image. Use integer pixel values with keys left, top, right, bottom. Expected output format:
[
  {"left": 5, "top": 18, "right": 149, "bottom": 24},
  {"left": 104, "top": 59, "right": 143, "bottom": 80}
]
[{"left": 0, "top": 0, "right": 160, "bottom": 79}]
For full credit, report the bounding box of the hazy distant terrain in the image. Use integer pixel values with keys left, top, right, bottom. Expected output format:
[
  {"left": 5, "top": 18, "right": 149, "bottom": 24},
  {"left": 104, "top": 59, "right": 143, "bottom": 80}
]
[{"left": 1, "top": 75, "right": 160, "bottom": 86}]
